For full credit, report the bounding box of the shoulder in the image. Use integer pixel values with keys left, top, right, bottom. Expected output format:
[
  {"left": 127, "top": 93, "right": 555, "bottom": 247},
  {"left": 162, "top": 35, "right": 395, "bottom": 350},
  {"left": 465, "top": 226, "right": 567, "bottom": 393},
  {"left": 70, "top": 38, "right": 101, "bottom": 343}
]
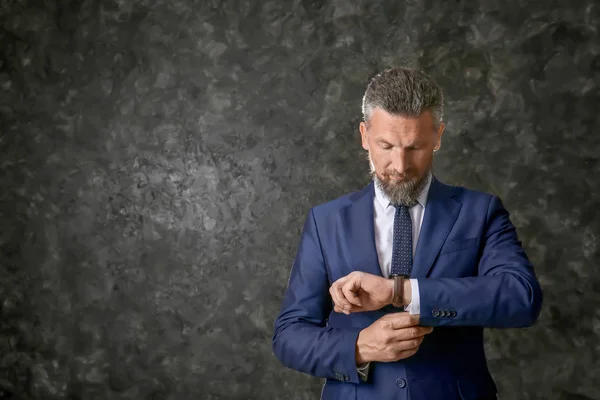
[
  {"left": 434, "top": 177, "right": 507, "bottom": 216},
  {"left": 309, "top": 182, "right": 372, "bottom": 218}
]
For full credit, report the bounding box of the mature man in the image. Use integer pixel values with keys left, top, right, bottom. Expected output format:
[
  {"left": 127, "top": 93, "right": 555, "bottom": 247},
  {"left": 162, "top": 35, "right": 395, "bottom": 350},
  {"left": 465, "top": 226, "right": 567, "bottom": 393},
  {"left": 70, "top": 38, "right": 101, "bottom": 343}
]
[{"left": 272, "top": 68, "right": 543, "bottom": 400}]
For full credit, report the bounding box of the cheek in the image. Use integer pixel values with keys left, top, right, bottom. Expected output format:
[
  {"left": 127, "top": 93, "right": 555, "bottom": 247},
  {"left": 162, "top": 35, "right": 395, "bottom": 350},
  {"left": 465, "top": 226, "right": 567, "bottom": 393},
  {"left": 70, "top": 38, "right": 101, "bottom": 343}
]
[
  {"left": 414, "top": 151, "right": 433, "bottom": 168},
  {"left": 372, "top": 152, "right": 391, "bottom": 167}
]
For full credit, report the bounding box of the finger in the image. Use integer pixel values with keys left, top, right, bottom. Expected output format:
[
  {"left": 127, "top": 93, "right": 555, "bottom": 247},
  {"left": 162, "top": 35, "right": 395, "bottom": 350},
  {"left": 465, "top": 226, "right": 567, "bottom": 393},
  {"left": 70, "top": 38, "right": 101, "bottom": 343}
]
[
  {"left": 389, "top": 336, "right": 424, "bottom": 352},
  {"left": 387, "top": 312, "right": 421, "bottom": 329},
  {"left": 329, "top": 285, "right": 344, "bottom": 311},
  {"left": 336, "top": 279, "right": 357, "bottom": 310},
  {"left": 333, "top": 303, "right": 357, "bottom": 315},
  {"left": 330, "top": 281, "right": 352, "bottom": 312},
  {"left": 333, "top": 305, "right": 350, "bottom": 315},
  {"left": 341, "top": 277, "right": 363, "bottom": 307},
  {"left": 390, "top": 326, "right": 432, "bottom": 341},
  {"left": 333, "top": 276, "right": 348, "bottom": 286}
]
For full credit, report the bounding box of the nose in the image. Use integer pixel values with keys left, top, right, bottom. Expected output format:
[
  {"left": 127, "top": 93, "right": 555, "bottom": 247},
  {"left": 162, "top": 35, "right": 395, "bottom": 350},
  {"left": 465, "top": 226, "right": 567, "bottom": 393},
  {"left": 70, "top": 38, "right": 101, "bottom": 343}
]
[{"left": 391, "top": 148, "right": 409, "bottom": 174}]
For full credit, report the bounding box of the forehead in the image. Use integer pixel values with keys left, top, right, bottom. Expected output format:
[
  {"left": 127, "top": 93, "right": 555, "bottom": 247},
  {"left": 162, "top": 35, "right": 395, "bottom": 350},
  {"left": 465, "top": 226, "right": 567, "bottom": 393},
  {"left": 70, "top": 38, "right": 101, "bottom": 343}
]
[{"left": 368, "top": 108, "right": 435, "bottom": 141}]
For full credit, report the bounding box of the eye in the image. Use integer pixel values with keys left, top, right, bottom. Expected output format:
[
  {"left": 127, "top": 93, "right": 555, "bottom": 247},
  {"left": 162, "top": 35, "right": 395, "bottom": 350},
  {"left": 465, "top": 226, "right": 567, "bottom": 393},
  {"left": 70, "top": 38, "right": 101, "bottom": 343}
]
[{"left": 380, "top": 143, "right": 392, "bottom": 150}]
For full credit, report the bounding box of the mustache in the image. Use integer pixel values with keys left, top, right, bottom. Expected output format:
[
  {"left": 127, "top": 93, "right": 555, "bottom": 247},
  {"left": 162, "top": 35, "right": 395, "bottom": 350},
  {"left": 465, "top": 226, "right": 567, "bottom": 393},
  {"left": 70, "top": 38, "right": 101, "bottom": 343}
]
[{"left": 382, "top": 170, "right": 412, "bottom": 179}]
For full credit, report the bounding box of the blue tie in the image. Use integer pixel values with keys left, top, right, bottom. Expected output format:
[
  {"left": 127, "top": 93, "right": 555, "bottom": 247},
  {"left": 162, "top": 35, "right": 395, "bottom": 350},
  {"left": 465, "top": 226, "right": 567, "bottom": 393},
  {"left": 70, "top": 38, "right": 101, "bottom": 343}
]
[{"left": 390, "top": 205, "right": 413, "bottom": 277}]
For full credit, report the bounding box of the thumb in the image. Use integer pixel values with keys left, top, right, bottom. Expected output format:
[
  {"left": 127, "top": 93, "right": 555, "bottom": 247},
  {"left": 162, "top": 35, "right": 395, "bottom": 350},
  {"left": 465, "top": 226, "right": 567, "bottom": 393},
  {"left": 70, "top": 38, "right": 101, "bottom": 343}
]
[{"left": 342, "top": 274, "right": 363, "bottom": 307}]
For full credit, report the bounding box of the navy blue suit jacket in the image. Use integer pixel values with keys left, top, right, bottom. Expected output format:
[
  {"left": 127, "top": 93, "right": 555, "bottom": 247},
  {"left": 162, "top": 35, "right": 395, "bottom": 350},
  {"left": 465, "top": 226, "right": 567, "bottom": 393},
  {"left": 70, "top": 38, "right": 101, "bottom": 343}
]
[{"left": 272, "top": 177, "right": 543, "bottom": 400}]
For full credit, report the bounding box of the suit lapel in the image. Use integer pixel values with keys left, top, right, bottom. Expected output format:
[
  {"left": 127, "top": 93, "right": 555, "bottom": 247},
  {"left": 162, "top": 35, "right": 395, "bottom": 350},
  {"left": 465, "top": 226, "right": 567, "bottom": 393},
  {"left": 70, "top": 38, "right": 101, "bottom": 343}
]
[
  {"left": 412, "top": 177, "right": 462, "bottom": 278},
  {"left": 343, "top": 182, "right": 384, "bottom": 277}
]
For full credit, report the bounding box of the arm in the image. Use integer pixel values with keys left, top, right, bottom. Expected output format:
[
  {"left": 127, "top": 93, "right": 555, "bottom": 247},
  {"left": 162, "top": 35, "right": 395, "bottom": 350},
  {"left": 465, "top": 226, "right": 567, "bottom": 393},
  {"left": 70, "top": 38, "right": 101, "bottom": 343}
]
[
  {"left": 272, "top": 209, "right": 363, "bottom": 383},
  {"left": 417, "top": 195, "right": 543, "bottom": 327},
  {"left": 329, "top": 276, "right": 419, "bottom": 382}
]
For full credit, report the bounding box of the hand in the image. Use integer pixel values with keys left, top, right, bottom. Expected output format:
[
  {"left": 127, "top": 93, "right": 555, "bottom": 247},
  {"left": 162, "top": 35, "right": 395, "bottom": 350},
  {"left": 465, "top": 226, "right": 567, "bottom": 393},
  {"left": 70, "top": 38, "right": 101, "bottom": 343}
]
[
  {"left": 355, "top": 312, "right": 433, "bottom": 364},
  {"left": 329, "top": 271, "right": 410, "bottom": 314}
]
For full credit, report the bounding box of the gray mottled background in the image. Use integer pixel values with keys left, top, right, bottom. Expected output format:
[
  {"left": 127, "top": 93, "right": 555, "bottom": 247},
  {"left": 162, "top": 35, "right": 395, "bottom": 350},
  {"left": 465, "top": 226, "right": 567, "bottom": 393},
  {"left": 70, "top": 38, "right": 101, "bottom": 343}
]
[{"left": 0, "top": 0, "right": 599, "bottom": 399}]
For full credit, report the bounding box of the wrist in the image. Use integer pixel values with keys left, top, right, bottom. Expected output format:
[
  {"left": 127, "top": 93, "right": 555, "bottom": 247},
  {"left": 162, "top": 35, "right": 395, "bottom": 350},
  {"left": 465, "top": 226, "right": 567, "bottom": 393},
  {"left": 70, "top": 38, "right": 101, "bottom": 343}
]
[
  {"left": 355, "top": 329, "right": 374, "bottom": 365},
  {"left": 386, "top": 278, "right": 394, "bottom": 306},
  {"left": 403, "top": 278, "right": 412, "bottom": 306}
]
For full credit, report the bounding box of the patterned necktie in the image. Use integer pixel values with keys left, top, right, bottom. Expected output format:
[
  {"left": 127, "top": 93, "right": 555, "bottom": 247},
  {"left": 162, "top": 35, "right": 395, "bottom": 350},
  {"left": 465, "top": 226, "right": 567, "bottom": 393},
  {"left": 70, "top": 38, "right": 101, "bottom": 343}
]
[{"left": 390, "top": 205, "right": 413, "bottom": 277}]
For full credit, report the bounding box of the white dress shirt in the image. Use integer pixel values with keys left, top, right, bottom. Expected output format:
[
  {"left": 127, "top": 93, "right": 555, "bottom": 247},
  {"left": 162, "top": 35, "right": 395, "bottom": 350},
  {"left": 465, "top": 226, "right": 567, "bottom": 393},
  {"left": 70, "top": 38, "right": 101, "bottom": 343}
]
[
  {"left": 356, "top": 174, "right": 432, "bottom": 380},
  {"left": 373, "top": 173, "right": 432, "bottom": 315}
]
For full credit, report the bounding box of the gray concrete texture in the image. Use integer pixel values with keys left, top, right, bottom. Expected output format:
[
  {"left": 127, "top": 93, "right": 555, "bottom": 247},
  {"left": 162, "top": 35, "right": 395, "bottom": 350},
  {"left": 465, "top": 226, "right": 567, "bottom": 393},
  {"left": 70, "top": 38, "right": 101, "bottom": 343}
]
[{"left": 0, "top": 0, "right": 599, "bottom": 399}]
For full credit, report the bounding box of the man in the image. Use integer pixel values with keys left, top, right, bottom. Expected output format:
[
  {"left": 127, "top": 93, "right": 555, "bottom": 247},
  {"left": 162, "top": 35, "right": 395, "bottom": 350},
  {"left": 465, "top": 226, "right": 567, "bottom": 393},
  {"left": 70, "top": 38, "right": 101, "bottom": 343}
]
[{"left": 272, "top": 67, "right": 543, "bottom": 400}]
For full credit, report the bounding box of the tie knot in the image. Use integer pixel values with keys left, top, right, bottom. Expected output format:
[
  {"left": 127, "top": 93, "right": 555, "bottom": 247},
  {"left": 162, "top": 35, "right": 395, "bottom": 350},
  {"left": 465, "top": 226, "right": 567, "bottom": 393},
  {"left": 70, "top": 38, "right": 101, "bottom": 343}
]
[{"left": 393, "top": 204, "right": 409, "bottom": 211}]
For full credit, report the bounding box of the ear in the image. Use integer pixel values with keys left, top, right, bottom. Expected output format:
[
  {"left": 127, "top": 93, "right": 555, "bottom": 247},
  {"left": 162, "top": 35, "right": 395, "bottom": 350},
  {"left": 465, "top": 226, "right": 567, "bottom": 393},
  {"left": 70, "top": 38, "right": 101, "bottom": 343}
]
[
  {"left": 359, "top": 122, "right": 369, "bottom": 151},
  {"left": 434, "top": 122, "right": 445, "bottom": 151}
]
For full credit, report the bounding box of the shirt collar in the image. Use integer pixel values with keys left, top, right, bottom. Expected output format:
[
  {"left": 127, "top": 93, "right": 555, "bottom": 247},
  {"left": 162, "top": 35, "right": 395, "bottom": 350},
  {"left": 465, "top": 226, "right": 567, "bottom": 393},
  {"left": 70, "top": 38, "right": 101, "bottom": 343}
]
[{"left": 374, "top": 172, "right": 432, "bottom": 209}]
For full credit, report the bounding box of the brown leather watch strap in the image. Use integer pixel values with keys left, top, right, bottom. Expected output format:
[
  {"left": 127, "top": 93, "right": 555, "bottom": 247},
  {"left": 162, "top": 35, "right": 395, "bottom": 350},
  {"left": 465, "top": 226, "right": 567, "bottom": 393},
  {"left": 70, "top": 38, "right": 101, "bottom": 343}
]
[{"left": 391, "top": 275, "right": 404, "bottom": 308}]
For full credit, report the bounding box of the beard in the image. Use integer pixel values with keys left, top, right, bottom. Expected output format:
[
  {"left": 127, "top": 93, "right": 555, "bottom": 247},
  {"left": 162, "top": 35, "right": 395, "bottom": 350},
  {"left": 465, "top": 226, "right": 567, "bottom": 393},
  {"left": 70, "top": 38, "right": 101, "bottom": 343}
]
[{"left": 368, "top": 153, "right": 431, "bottom": 207}]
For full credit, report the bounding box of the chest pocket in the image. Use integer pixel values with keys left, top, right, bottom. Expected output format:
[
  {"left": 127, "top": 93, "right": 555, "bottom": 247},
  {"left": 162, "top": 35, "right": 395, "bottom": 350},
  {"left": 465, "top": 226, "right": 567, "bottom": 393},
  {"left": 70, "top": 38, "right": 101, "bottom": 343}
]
[{"left": 439, "top": 237, "right": 480, "bottom": 255}]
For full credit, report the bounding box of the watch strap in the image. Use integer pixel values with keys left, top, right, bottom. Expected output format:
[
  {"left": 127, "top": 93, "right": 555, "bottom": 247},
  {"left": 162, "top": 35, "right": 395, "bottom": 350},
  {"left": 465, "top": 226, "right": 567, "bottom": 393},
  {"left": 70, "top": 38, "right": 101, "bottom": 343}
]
[{"left": 391, "top": 275, "right": 405, "bottom": 308}]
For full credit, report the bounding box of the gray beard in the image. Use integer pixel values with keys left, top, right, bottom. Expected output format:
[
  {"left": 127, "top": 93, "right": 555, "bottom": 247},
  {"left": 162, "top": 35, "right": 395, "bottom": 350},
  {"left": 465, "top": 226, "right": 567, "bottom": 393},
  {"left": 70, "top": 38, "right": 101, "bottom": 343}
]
[{"left": 369, "top": 157, "right": 431, "bottom": 207}]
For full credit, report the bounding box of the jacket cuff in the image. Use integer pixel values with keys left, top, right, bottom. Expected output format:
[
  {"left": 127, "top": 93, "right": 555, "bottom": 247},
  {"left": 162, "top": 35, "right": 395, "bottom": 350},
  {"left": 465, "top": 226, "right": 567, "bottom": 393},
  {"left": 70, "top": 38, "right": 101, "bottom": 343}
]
[{"left": 332, "top": 328, "right": 365, "bottom": 384}]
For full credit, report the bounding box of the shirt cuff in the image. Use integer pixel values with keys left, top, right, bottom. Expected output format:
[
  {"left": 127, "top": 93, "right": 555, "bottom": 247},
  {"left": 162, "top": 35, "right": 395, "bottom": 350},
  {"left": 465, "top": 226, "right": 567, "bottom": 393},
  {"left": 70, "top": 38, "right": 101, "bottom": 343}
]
[
  {"left": 356, "top": 362, "right": 370, "bottom": 382},
  {"left": 403, "top": 279, "right": 420, "bottom": 315}
]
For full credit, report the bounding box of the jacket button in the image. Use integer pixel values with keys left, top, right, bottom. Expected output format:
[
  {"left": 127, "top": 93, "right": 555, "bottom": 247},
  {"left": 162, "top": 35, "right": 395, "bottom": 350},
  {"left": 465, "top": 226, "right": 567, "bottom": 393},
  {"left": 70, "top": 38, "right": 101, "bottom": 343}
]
[
  {"left": 396, "top": 378, "right": 406, "bottom": 388},
  {"left": 432, "top": 309, "right": 440, "bottom": 317},
  {"left": 450, "top": 310, "right": 457, "bottom": 317}
]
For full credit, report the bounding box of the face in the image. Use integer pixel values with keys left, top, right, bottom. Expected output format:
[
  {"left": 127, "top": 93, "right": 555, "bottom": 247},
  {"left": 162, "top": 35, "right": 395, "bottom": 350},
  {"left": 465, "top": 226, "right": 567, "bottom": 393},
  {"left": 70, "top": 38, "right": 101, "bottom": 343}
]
[{"left": 359, "top": 108, "right": 445, "bottom": 206}]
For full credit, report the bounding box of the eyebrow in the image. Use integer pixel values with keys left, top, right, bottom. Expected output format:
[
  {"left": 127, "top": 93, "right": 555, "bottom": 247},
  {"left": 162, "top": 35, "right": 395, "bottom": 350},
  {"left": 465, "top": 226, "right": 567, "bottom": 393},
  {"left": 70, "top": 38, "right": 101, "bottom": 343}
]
[{"left": 377, "top": 139, "right": 424, "bottom": 147}]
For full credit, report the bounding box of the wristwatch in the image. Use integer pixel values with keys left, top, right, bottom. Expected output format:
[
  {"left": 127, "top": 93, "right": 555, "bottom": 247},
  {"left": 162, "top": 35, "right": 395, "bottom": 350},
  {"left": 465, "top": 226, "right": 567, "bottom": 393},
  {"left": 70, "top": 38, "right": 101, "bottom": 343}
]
[{"left": 391, "top": 275, "right": 408, "bottom": 308}]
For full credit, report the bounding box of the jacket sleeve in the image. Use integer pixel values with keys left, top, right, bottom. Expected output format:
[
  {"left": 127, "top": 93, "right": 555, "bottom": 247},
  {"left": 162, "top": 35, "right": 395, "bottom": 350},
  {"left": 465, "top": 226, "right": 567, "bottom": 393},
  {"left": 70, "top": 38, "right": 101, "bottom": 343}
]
[
  {"left": 272, "top": 209, "right": 364, "bottom": 384},
  {"left": 417, "top": 195, "right": 543, "bottom": 328}
]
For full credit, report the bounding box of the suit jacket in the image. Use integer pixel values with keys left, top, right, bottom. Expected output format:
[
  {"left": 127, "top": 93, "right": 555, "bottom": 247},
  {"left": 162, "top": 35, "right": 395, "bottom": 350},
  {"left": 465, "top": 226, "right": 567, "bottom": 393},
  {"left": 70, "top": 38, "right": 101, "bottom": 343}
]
[{"left": 272, "top": 176, "right": 543, "bottom": 400}]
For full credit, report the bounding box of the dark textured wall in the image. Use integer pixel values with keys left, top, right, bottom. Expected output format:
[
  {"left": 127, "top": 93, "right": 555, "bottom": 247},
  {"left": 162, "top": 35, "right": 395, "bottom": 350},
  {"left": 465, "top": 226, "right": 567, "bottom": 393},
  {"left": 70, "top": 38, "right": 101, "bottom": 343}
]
[{"left": 1, "top": 0, "right": 598, "bottom": 399}]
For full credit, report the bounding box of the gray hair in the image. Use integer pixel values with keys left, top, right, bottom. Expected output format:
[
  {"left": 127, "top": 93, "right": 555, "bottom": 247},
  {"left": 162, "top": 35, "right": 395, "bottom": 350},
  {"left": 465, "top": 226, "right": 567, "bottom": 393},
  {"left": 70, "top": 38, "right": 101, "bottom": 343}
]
[{"left": 361, "top": 67, "right": 444, "bottom": 127}]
